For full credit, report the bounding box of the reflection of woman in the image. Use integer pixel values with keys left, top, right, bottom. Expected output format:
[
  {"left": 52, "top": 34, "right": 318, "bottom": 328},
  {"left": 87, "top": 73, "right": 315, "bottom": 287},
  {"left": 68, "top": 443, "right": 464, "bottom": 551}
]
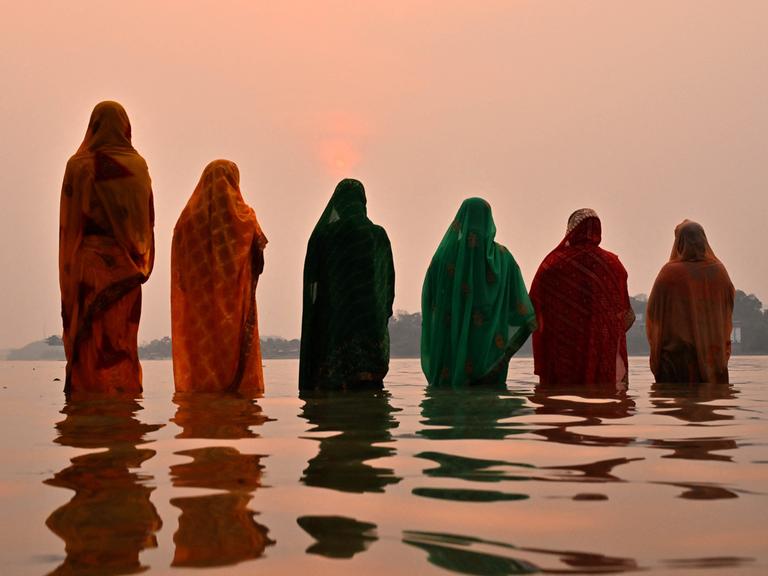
[
  {"left": 530, "top": 209, "right": 634, "bottom": 388},
  {"left": 44, "top": 396, "right": 163, "bottom": 574},
  {"left": 172, "top": 160, "right": 267, "bottom": 392},
  {"left": 419, "top": 386, "right": 529, "bottom": 440},
  {"left": 171, "top": 392, "right": 270, "bottom": 439},
  {"left": 530, "top": 386, "right": 636, "bottom": 448},
  {"left": 421, "top": 198, "right": 535, "bottom": 387},
  {"left": 170, "top": 447, "right": 274, "bottom": 567},
  {"left": 299, "top": 389, "right": 401, "bottom": 493},
  {"left": 647, "top": 220, "right": 734, "bottom": 384},
  {"left": 299, "top": 179, "right": 395, "bottom": 390},
  {"left": 168, "top": 390, "right": 274, "bottom": 566},
  {"left": 59, "top": 101, "right": 155, "bottom": 393}
]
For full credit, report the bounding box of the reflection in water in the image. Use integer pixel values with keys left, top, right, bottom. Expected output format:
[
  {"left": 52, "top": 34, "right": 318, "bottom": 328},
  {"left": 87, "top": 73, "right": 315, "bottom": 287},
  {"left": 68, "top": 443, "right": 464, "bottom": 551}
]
[
  {"left": 415, "top": 386, "right": 532, "bottom": 502},
  {"left": 300, "top": 389, "right": 401, "bottom": 493},
  {"left": 650, "top": 383, "right": 738, "bottom": 465},
  {"left": 530, "top": 386, "right": 637, "bottom": 447},
  {"left": 171, "top": 391, "right": 272, "bottom": 439},
  {"left": 412, "top": 487, "right": 528, "bottom": 502},
  {"left": 169, "top": 393, "right": 274, "bottom": 568},
  {"left": 417, "top": 451, "right": 533, "bottom": 483},
  {"left": 297, "top": 516, "right": 378, "bottom": 558},
  {"left": 526, "top": 386, "right": 642, "bottom": 486},
  {"left": 650, "top": 382, "right": 737, "bottom": 423},
  {"left": 44, "top": 395, "right": 163, "bottom": 576},
  {"left": 650, "top": 383, "right": 740, "bottom": 500},
  {"left": 403, "top": 531, "right": 639, "bottom": 575},
  {"left": 419, "top": 385, "right": 530, "bottom": 440},
  {"left": 649, "top": 438, "right": 737, "bottom": 463},
  {"left": 657, "top": 482, "right": 739, "bottom": 500}
]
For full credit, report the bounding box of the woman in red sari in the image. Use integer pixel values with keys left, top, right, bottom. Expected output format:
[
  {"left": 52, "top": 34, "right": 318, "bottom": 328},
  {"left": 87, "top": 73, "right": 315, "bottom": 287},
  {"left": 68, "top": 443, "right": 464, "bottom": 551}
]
[
  {"left": 646, "top": 220, "right": 734, "bottom": 384},
  {"left": 59, "top": 101, "right": 155, "bottom": 393},
  {"left": 530, "top": 209, "right": 634, "bottom": 387}
]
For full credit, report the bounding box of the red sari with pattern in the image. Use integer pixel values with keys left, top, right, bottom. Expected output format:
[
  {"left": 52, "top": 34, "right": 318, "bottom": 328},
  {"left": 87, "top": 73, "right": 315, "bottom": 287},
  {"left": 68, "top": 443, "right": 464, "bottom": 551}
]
[{"left": 530, "top": 210, "right": 634, "bottom": 387}]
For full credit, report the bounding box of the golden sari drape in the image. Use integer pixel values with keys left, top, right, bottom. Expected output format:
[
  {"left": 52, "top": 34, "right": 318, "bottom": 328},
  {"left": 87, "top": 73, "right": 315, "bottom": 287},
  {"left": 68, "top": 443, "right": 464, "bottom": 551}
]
[
  {"left": 59, "top": 101, "right": 155, "bottom": 393},
  {"left": 171, "top": 160, "right": 267, "bottom": 392},
  {"left": 646, "top": 220, "right": 734, "bottom": 383}
]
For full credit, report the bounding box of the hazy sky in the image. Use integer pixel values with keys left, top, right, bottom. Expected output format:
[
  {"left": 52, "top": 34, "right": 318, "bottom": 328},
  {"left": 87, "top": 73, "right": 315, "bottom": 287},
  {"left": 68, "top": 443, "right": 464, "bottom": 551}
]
[{"left": 1, "top": 1, "right": 766, "bottom": 348}]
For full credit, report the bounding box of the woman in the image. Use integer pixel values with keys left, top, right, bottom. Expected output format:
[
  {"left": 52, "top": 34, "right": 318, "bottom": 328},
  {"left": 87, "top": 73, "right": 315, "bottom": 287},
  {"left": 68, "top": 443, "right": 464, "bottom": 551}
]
[
  {"left": 647, "top": 220, "right": 734, "bottom": 384},
  {"left": 299, "top": 178, "right": 395, "bottom": 390},
  {"left": 171, "top": 160, "right": 267, "bottom": 392},
  {"left": 59, "top": 101, "right": 155, "bottom": 393},
  {"left": 421, "top": 198, "right": 536, "bottom": 388},
  {"left": 530, "top": 209, "right": 634, "bottom": 387}
]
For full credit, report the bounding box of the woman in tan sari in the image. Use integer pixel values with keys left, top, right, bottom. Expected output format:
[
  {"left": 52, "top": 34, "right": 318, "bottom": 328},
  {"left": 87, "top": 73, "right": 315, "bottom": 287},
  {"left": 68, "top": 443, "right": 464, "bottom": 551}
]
[
  {"left": 59, "top": 101, "right": 155, "bottom": 393},
  {"left": 171, "top": 160, "right": 267, "bottom": 392},
  {"left": 647, "top": 220, "right": 734, "bottom": 383}
]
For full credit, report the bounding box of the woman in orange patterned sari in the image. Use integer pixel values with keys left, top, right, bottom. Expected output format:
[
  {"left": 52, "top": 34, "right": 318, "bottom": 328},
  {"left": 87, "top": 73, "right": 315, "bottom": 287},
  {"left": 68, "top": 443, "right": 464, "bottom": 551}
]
[
  {"left": 59, "top": 101, "right": 155, "bottom": 393},
  {"left": 647, "top": 220, "right": 734, "bottom": 383},
  {"left": 171, "top": 160, "right": 268, "bottom": 392}
]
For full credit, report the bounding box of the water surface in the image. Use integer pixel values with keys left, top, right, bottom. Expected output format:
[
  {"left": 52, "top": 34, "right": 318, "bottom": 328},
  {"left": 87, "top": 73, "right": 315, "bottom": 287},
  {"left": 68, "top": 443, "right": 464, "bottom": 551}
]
[{"left": 0, "top": 357, "right": 766, "bottom": 575}]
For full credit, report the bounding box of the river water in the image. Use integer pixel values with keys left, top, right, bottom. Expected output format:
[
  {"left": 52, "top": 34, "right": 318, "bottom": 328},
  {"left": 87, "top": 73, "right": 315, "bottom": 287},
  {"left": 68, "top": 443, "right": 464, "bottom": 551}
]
[{"left": 0, "top": 357, "right": 766, "bottom": 575}]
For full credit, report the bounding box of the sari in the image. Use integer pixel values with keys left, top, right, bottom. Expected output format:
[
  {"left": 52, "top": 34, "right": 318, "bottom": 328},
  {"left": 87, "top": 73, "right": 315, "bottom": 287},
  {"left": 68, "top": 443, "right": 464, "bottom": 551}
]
[
  {"left": 421, "top": 198, "right": 536, "bottom": 388},
  {"left": 299, "top": 179, "right": 395, "bottom": 390},
  {"left": 530, "top": 209, "right": 634, "bottom": 387},
  {"left": 171, "top": 160, "right": 267, "bottom": 392},
  {"left": 59, "top": 101, "right": 155, "bottom": 393},
  {"left": 646, "top": 220, "right": 734, "bottom": 384}
]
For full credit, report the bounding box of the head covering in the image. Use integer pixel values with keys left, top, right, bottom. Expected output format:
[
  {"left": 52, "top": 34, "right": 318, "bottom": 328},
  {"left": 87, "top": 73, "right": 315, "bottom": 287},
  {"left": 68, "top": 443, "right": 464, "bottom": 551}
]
[
  {"left": 421, "top": 198, "right": 535, "bottom": 388},
  {"left": 566, "top": 208, "right": 600, "bottom": 236},
  {"left": 299, "top": 179, "right": 395, "bottom": 389},
  {"left": 59, "top": 101, "right": 155, "bottom": 392},
  {"left": 669, "top": 219, "right": 718, "bottom": 262},
  {"left": 530, "top": 210, "right": 632, "bottom": 387},
  {"left": 647, "top": 220, "right": 734, "bottom": 383},
  {"left": 171, "top": 159, "right": 267, "bottom": 392}
]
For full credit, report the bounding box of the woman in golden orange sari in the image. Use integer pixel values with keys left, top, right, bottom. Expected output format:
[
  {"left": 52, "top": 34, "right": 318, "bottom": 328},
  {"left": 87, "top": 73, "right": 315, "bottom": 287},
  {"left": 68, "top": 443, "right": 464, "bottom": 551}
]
[
  {"left": 59, "top": 101, "right": 155, "bottom": 393},
  {"left": 647, "top": 220, "right": 734, "bottom": 383},
  {"left": 171, "top": 160, "right": 268, "bottom": 392}
]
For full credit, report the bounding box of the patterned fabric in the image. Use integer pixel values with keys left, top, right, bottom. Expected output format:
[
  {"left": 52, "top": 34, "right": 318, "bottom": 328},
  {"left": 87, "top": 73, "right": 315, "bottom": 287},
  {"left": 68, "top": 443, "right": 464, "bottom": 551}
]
[
  {"left": 565, "top": 208, "right": 599, "bottom": 236},
  {"left": 59, "top": 101, "right": 155, "bottom": 393},
  {"left": 171, "top": 160, "right": 267, "bottom": 392},
  {"left": 530, "top": 210, "right": 633, "bottom": 387},
  {"left": 421, "top": 198, "right": 536, "bottom": 388},
  {"left": 299, "top": 179, "right": 395, "bottom": 390},
  {"left": 647, "top": 220, "right": 734, "bottom": 383}
]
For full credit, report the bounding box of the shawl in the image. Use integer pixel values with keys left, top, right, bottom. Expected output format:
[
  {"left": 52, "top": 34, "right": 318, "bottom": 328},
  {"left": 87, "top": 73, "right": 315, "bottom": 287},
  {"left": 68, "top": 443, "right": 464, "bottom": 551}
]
[
  {"left": 299, "top": 179, "right": 395, "bottom": 389},
  {"left": 421, "top": 198, "right": 535, "bottom": 387},
  {"left": 646, "top": 220, "right": 734, "bottom": 383},
  {"left": 171, "top": 160, "right": 267, "bottom": 392},
  {"left": 530, "top": 209, "right": 632, "bottom": 387},
  {"left": 59, "top": 101, "right": 154, "bottom": 391}
]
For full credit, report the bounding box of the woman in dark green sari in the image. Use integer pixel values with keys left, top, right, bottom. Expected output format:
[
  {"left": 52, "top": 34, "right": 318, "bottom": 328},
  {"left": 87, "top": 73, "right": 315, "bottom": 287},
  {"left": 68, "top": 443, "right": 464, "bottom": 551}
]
[
  {"left": 421, "top": 198, "right": 536, "bottom": 387},
  {"left": 299, "top": 179, "right": 395, "bottom": 390}
]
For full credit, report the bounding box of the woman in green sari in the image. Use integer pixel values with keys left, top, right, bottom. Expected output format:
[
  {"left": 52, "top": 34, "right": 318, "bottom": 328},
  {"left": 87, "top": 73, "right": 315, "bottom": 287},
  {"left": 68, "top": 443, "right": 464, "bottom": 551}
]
[
  {"left": 299, "top": 179, "right": 395, "bottom": 390},
  {"left": 421, "top": 198, "right": 536, "bottom": 387}
]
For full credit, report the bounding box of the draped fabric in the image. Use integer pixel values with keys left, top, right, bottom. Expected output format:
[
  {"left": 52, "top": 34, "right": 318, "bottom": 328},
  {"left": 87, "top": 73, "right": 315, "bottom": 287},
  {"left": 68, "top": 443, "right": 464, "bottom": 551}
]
[
  {"left": 646, "top": 220, "right": 734, "bottom": 384},
  {"left": 299, "top": 179, "right": 395, "bottom": 390},
  {"left": 530, "top": 210, "right": 633, "bottom": 387},
  {"left": 421, "top": 198, "right": 536, "bottom": 388},
  {"left": 59, "top": 101, "right": 155, "bottom": 393},
  {"left": 171, "top": 160, "right": 267, "bottom": 392}
]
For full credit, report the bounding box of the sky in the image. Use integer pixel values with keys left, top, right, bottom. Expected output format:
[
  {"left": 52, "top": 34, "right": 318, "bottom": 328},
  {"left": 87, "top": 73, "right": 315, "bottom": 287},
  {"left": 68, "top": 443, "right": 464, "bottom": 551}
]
[{"left": 0, "top": 1, "right": 766, "bottom": 348}]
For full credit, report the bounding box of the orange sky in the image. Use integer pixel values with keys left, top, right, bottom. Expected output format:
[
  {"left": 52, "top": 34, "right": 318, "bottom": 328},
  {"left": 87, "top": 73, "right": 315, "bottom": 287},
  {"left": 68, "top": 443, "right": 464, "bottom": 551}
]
[{"left": 0, "top": 1, "right": 766, "bottom": 347}]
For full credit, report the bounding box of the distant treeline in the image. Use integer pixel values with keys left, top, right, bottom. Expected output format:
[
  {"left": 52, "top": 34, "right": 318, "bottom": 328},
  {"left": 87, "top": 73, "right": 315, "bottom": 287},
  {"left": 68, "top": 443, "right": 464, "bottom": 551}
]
[{"left": 4, "top": 289, "right": 768, "bottom": 360}]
